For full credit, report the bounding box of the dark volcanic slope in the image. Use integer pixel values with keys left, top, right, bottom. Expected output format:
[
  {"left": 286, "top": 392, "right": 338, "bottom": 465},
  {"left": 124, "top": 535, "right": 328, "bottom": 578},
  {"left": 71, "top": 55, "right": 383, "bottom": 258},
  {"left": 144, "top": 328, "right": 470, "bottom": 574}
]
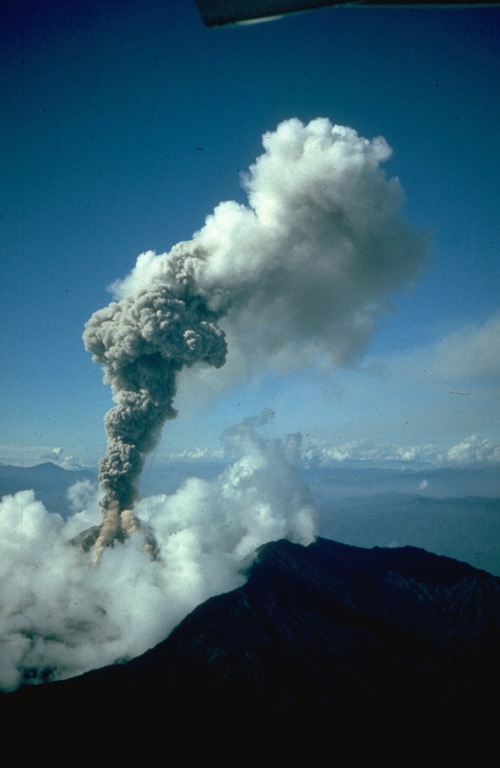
[{"left": 7, "top": 538, "right": 500, "bottom": 722}]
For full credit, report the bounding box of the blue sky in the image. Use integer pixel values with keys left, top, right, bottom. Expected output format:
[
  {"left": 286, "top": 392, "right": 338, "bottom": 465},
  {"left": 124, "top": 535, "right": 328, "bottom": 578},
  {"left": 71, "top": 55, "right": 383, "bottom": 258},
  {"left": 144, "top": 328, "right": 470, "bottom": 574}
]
[{"left": 1, "top": 0, "right": 499, "bottom": 471}]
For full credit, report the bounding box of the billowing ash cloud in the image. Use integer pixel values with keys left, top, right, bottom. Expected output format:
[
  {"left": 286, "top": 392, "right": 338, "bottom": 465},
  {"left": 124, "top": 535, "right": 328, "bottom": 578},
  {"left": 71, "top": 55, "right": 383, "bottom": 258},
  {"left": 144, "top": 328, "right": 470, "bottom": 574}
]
[
  {"left": 84, "top": 117, "right": 428, "bottom": 552},
  {"left": 84, "top": 285, "right": 227, "bottom": 554}
]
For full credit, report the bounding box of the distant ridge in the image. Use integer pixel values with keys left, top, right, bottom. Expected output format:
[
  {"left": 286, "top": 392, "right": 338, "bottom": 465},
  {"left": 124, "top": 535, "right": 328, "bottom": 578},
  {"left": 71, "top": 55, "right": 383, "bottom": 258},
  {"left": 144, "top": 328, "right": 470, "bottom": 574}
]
[
  {"left": 319, "top": 492, "right": 500, "bottom": 576},
  {"left": 7, "top": 537, "right": 500, "bottom": 726},
  {"left": 0, "top": 462, "right": 96, "bottom": 517}
]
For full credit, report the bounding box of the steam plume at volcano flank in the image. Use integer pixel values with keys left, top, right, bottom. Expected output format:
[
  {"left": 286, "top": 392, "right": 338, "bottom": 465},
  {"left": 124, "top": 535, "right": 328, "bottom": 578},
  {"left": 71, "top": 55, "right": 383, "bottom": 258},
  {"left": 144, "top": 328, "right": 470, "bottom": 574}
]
[{"left": 84, "top": 117, "right": 428, "bottom": 552}]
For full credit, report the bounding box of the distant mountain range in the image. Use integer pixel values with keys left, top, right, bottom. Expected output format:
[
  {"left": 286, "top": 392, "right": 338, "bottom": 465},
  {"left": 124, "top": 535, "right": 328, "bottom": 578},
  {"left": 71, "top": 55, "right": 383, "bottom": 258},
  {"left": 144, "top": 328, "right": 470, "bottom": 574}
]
[
  {"left": 0, "top": 462, "right": 96, "bottom": 518},
  {"left": 141, "top": 458, "right": 500, "bottom": 500},
  {"left": 319, "top": 493, "right": 500, "bottom": 577},
  {"left": 2, "top": 460, "right": 499, "bottom": 574},
  {"left": 6, "top": 537, "right": 500, "bottom": 727},
  {"left": 143, "top": 460, "right": 500, "bottom": 575},
  {"left": 301, "top": 462, "right": 500, "bottom": 501}
]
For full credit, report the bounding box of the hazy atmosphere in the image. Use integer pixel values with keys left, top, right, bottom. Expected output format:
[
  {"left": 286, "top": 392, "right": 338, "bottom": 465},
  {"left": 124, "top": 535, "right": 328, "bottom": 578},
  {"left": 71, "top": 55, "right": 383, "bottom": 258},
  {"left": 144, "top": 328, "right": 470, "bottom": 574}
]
[{"left": 1, "top": 1, "right": 499, "bottom": 690}]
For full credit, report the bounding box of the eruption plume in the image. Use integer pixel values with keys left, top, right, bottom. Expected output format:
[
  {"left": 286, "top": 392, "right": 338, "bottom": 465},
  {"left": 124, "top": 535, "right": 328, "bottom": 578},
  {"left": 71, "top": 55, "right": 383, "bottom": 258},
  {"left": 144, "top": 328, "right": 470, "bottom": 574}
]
[
  {"left": 84, "top": 283, "right": 227, "bottom": 556},
  {"left": 0, "top": 117, "right": 429, "bottom": 689},
  {"left": 84, "top": 117, "right": 428, "bottom": 555}
]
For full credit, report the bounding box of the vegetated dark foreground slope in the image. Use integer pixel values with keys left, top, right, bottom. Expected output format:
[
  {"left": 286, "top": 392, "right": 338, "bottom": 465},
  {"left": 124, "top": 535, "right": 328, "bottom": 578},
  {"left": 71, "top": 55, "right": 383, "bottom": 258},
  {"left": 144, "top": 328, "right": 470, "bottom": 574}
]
[{"left": 7, "top": 538, "right": 500, "bottom": 726}]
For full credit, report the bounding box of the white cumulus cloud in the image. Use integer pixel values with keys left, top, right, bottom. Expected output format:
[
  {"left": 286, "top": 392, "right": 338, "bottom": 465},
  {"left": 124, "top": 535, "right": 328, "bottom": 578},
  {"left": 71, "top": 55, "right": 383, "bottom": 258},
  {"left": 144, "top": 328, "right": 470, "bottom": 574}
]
[{"left": 439, "top": 434, "right": 500, "bottom": 466}]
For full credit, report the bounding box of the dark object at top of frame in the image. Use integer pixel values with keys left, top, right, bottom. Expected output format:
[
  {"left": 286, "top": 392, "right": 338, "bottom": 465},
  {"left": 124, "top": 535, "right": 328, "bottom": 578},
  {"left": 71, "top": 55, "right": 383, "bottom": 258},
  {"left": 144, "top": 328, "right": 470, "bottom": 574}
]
[{"left": 195, "top": 0, "right": 500, "bottom": 28}]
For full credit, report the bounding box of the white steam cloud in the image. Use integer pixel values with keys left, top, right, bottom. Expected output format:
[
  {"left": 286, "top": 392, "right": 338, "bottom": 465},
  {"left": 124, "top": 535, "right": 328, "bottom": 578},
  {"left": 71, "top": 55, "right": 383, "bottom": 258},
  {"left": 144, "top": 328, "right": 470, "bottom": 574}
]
[
  {"left": 84, "top": 117, "right": 427, "bottom": 551},
  {"left": 0, "top": 417, "right": 315, "bottom": 691},
  {"left": 1, "top": 117, "right": 427, "bottom": 689}
]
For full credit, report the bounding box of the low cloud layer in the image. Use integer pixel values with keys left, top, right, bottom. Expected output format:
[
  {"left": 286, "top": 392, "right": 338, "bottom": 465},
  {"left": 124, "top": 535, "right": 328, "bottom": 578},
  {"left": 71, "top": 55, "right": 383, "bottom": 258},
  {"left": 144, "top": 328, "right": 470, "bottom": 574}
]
[
  {"left": 302, "top": 434, "right": 500, "bottom": 468},
  {"left": 441, "top": 434, "right": 500, "bottom": 466}
]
